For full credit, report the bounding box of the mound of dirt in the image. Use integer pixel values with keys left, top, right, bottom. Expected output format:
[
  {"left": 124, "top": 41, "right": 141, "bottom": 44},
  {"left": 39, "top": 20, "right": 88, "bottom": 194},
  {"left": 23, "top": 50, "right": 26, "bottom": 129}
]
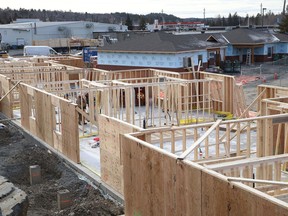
[{"left": 0, "top": 120, "right": 124, "bottom": 216}]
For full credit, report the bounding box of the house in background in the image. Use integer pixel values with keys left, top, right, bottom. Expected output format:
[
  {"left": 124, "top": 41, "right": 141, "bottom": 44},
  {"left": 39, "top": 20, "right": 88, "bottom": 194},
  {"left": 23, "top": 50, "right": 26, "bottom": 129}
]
[
  {"left": 96, "top": 28, "right": 288, "bottom": 72},
  {"left": 273, "top": 33, "right": 288, "bottom": 59},
  {"left": 222, "top": 28, "right": 281, "bottom": 64},
  {"left": 0, "top": 19, "right": 127, "bottom": 48},
  {"left": 97, "top": 31, "right": 227, "bottom": 71}
]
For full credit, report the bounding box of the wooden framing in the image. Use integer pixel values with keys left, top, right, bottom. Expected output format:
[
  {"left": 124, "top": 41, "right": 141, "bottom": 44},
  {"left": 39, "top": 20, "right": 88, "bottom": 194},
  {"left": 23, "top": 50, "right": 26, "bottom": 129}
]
[
  {"left": 120, "top": 83, "right": 288, "bottom": 214},
  {"left": 122, "top": 133, "right": 288, "bottom": 215},
  {"left": 4, "top": 58, "right": 288, "bottom": 211},
  {"left": 86, "top": 68, "right": 240, "bottom": 115},
  {"left": 18, "top": 83, "right": 80, "bottom": 163},
  {"left": 98, "top": 115, "right": 141, "bottom": 194}
]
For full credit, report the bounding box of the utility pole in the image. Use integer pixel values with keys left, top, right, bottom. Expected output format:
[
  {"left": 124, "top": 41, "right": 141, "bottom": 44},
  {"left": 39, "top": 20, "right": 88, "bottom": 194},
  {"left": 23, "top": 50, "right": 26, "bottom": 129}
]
[
  {"left": 203, "top": 8, "right": 206, "bottom": 25},
  {"left": 283, "top": 0, "right": 287, "bottom": 15},
  {"left": 161, "top": 9, "right": 165, "bottom": 30},
  {"left": 247, "top": 14, "right": 250, "bottom": 27},
  {"left": 261, "top": 3, "right": 266, "bottom": 29}
]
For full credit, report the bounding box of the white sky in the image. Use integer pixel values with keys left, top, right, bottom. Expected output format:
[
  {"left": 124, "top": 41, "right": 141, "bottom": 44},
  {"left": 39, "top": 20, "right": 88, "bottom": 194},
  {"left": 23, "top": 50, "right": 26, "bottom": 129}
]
[{"left": 0, "top": 0, "right": 284, "bottom": 18}]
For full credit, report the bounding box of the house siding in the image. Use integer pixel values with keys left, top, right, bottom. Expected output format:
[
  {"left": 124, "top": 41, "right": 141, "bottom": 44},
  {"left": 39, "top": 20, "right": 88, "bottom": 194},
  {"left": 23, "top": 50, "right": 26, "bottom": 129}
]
[
  {"left": 97, "top": 51, "right": 208, "bottom": 69},
  {"left": 0, "top": 21, "right": 127, "bottom": 47},
  {"left": 275, "top": 43, "right": 288, "bottom": 55}
]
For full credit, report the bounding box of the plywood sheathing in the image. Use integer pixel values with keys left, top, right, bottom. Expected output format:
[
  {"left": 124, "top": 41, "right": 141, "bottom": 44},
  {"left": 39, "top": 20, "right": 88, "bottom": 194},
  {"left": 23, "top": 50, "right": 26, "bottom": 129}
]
[
  {"left": 122, "top": 111, "right": 288, "bottom": 197},
  {"left": 234, "top": 84, "right": 249, "bottom": 117},
  {"left": 0, "top": 75, "right": 13, "bottom": 118},
  {"left": 55, "top": 57, "right": 85, "bottom": 68},
  {"left": 18, "top": 82, "right": 80, "bottom": 163},
  {"left": 123, "top": 133, "right": 288, "bottom": 215},
  {"left": 122, "top": 136, "right": 201, "bottom": 216},
  {"left": 197, "top": 71, "right": 237, "bottom": 115},
  {"left": 98, "top": 115, "right": 141, "bottom": 194}
]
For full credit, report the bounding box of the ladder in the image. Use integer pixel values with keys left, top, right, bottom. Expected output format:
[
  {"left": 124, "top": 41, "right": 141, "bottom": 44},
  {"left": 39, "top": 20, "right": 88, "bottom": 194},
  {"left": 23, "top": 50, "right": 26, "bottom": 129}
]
[{"left": 246, "top": 48, "right": 251, "bottom": 65}]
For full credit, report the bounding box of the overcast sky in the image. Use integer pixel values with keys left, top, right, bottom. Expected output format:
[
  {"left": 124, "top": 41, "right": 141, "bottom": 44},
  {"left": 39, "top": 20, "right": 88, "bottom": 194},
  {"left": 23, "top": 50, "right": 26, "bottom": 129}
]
[{"left": 0, "top": 0, "right": 284, "bottom": 18}]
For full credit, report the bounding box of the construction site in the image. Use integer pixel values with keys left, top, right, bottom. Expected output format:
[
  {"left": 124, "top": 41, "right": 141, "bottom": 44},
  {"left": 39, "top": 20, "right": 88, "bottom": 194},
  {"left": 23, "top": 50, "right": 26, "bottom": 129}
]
[{"left": 1, "top": 54, "right": 288, "bottom": 215}]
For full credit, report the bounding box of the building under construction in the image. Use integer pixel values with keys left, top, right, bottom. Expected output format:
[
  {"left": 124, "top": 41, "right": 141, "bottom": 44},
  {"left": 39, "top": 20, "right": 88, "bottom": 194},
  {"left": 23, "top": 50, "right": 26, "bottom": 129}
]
[{"left": 1, "top": 55, "right": 288, "bottom": 215}]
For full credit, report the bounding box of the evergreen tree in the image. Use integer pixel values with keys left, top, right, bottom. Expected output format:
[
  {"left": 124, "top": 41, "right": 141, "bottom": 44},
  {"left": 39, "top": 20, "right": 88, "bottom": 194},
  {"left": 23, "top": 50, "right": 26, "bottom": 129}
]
[
  {"left": 215, "top": 15, "right": 222, "bottom": 26},
  {"left": 244, "top": 14, "right": 249, "bottom": 26},
  {"left": 255, "top": 13, "right": 261, "bottom": 25},
  {"left": 227, "top": 13, "right": 233, "bottom": 26},
  {"left": 125, "top": 14, "right": 133, "bottom": 30},
  {"left": 279, "top": 14, "right": 288, "bottom": 33},
  {"left": 232, "top": 12, "right": 239, "bottom": 26},
  {"left": 139, "top": 16, "right": 146, "bottom": 30},
  {"left": 222, "top": 16, "right": 226, "bottom": 26}
]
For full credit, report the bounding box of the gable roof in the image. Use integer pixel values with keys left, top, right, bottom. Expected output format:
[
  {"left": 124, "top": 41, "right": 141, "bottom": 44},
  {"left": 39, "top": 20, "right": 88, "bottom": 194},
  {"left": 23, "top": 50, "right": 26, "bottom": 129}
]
[
  {"left": 222, "top": 28, "right": 279, "bottom": 45},
  {"left": 273, "top": 33, "right": 288, "bottom": 42},
  {"left": 98, "top": 32, "right": 227, "bottom": 53}
]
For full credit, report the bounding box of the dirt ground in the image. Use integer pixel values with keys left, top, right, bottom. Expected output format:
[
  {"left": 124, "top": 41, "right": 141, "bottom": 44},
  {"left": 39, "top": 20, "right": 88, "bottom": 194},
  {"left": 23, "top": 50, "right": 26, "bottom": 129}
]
[
  {"left": 0, "top": 120, "right": 124, "bottom": 216},
  {"left": 234, "top": 62, "right": 288, "bottom": 109}
]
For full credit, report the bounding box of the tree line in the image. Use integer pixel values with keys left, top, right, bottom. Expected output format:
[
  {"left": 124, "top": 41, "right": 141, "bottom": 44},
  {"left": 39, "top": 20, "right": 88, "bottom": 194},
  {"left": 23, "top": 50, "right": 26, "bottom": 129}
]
[
  {"left": 0, "top": 7, "right": 283, "bottom": 30},
  {"left": 0, "top": 7, "right": 179, "bottom": 25}
]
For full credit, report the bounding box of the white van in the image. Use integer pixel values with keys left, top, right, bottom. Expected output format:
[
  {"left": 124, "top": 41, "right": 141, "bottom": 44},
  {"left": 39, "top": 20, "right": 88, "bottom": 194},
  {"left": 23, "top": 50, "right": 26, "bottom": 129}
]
[{"left": 23, "top": 46, "right": 60, "bottom": 56}]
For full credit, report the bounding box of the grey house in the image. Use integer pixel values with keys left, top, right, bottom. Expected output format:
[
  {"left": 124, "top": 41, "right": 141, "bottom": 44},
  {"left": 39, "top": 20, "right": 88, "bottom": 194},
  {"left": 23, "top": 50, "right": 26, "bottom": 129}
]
[
  {"left": 222, "top": 28, "right": 284, "bottom": 64},
  {"left": 97, "top": 32, "right": 227, "bottom": 71},
  {"left": 97, "top": 29, "right": 288, "bottom": 72}
]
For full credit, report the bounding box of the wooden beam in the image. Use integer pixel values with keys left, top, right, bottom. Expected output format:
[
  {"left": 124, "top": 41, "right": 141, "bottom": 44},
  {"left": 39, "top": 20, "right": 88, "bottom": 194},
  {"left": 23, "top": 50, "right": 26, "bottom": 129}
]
[
  {"left": 275, "top": 123, "right": 283, "bottom": 155},
  {"left": 227, "top": 177, "right": 288, "bottom": 186},
  {"left": 178, "top": 119, "right": 222, "bottom": 160},
  {"left": 219, "top": 88, "right": 266, "bottom": 143},
  {"left": 197, "top": 155, "right": 247, "bottom": 165},
  {"left": 256, "top": 184, "right": 288, "bottom": 192},
  {"left": 207, "top": 154, "right": 288, "bottom": 171}
]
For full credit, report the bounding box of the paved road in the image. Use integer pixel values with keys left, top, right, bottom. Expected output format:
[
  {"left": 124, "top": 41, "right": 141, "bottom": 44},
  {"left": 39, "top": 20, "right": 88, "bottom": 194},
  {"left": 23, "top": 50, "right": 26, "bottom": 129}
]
[{"left": 7, "top": 49, "right": 24, "bottom": 57}]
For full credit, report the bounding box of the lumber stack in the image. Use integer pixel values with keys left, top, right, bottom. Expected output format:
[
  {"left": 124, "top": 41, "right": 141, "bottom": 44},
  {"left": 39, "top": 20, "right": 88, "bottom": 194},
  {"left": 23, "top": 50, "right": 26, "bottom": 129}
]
[{"left": 0, "top": 176, "right": 28, "bottom": 216}]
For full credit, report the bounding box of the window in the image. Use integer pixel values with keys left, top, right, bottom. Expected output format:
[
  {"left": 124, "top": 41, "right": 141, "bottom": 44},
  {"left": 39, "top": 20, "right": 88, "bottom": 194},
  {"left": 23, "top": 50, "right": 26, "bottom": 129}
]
[
  {"left": 198, "top": 55, "right": 203, "bottom": 66},
  {"left": 267, "top": 47, "right": 273, "bottom": 58},
  {"left": 209, "top": 52, "right": 215, "bottom": 59}
]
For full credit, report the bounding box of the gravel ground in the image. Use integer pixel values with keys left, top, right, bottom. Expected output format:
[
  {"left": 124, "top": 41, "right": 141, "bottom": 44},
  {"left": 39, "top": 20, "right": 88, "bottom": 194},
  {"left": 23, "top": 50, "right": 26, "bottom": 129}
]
[{"left": 230, "top": 61, "right": 288, "bottom": 109}]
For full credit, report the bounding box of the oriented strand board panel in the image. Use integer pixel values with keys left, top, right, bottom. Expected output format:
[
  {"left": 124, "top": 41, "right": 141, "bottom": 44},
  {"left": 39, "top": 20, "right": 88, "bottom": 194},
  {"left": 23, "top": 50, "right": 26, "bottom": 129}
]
[
  {"left": 201, "top": 171, "right": 229, "bottom": 216},
  {"left": 234, "top": 84, "right": 248, "bottom": 117},
  {"left": 60, "top": 100, "right": 80, "bottom": 163},
  {"left": 100, "top": 149, "right": 123, "bottom": 193},
  {"left": 99, "top": 115, "right": 137, "bottom": 194},
  {"left": 123, "top": 134, "right": 288, "bottom": 216},
  {"left": 0, "top": 75, "right": 13, "bottom": 118},
  {"left": 199, "top": 72, "right": 236, "bottom": 113},
  {"left": 19, "top": 84, "right": 31, "bottom": 131},
  {"left": 56, "top": 58, "right": 85, "bottom": 68},
  {"left": 175, "top": 161, "right": 201, "bottom": 215},
  {"left": 122, "top": 136, "right": 202, "bottom": 216},
  {"left": 18, "top": 83, "right": 79, "bottom": 163},
  {"left": 42, "top": 93, "right": 54, "bottom": 146},
  {"left": 201, "top": 169, "right": 288, "bottom": 216},
  {"left": 123, "top": 137, "right": 166, "bottom": 216},
  {"left": 35, "top": 90, "right": 45, "bottom": 141}
]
